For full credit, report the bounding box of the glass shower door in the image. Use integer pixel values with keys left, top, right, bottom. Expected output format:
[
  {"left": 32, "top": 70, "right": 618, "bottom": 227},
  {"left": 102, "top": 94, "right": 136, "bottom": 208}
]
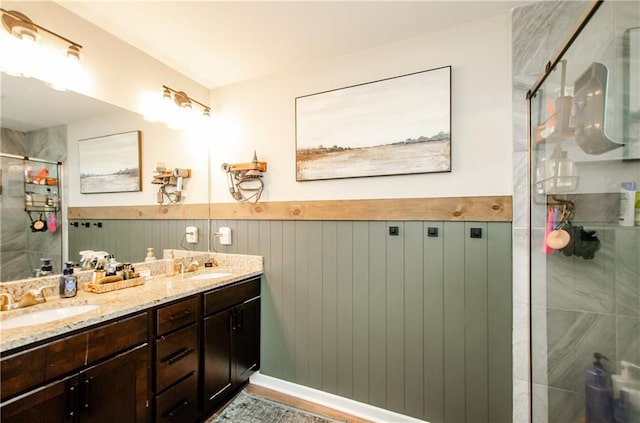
[{"left": 529, "top": 1, "right": 640, "bottom": 422}]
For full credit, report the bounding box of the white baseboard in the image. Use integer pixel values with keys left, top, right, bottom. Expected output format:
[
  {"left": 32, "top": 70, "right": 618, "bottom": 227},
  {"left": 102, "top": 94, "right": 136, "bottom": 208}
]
[{"left": 249, "top": 372, "right": 428, "bottom": 423}]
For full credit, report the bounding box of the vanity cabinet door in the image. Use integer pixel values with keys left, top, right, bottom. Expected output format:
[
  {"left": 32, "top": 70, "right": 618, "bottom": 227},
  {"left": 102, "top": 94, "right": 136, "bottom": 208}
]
[
  {"left": 231, "top": 296, "right": 260, "bottom": 387},
  {"left": 202, "top": 277, "right": 261, "bottom": 415},
  {"left": 0, "top": 374, "right": 78, "bottom": 423},
  {"left": 77, "top": 343, "right": 149, "bottom": 423},
  {"left": 202, "top": 310, "right": 232, "bottom": 412}
]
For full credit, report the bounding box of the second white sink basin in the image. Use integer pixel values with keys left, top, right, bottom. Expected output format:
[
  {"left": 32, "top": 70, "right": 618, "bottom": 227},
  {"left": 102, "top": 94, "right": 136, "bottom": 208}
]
[
  {"left": 185, "top": 272, "right": 232, "bottom": 281},
  {"left": 0, "top": 305, "right": 98, "bottom": 330}
]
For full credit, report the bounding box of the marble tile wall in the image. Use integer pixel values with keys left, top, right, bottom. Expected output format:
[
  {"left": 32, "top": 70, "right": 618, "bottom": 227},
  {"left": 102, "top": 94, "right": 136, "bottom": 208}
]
[
  {"left": 1, "top": 128, "right": 27, "bottom": 156},
  {"left": 514, "top": 2, "right": 640, "bottom": 423},
  {"left": 0, "top": 126, "right": 66, "bottom": 281}
]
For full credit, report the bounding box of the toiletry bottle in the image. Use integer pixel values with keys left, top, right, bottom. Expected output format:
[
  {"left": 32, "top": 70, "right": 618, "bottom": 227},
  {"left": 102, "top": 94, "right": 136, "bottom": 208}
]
[
  {"left": 59, "top": 262, "right": 77, "bottom": 298},
  {"left": 106, "top": 255, "right": 117, "bottom": 276},
  {"left": 165, "top": 253, "right": 176, "bottom": 276},
  {"left": 93, "top": 262, "right": 106, "bottom": 283},
  {"left": 46, "top": 188, "right": 54, "bottom": 207},
  {"left": 145, "top": 247, "right": 156, "bottom": 262},
  {"left": 586, "top": 352, "right": 614, "bottom": 423},
  {"left": 24, "top": 166, "right": 33, "bottom": 183},
  {"left": 619, "top": 182, "right": 636, "bottom": 227},
  {"left": 556, "top": 151, "right": 578, "bottom": 192},
  {"left": 34, "top": 167, "right": 48, "bottom": 184},
  {"left": 613, "top": 390, "right": 630, "bottom": 423},
  {"left": 634, "top": 192, "right": 640, "bottom": 227}
]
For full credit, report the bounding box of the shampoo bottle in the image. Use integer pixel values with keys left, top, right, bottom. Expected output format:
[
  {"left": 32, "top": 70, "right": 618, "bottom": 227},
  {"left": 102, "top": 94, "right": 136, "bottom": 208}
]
[{"left": 586, "top": 352, "right": 614, "bottom": 423}]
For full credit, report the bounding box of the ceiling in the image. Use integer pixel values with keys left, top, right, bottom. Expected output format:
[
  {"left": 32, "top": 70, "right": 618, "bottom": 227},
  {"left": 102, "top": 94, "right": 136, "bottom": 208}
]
[
  {"left": 56, "top": 1, "right": 530, "bottom": 89},
  {"left": 1, "top": 1, "right": 530, "bottom": 132}
]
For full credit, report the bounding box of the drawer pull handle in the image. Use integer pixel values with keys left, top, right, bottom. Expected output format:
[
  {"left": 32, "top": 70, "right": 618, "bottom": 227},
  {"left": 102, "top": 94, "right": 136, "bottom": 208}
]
[
  {"left": 162, "top": 348, "right": 194, "bottom": 365},
  {"left": 163, "top": 400, "right": 190, "bottom": 418},
  {"left": 168, "top": 309, "right": 191, "bottom": 322}
]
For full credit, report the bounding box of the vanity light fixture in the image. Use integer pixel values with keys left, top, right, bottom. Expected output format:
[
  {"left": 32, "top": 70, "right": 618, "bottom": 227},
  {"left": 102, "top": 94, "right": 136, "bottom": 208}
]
[
  {"left": 144, "top": 85, "right": 211, "bottom": 130},
  {"left": 0, "top": 8, "right": 87, "bottom": 91}
]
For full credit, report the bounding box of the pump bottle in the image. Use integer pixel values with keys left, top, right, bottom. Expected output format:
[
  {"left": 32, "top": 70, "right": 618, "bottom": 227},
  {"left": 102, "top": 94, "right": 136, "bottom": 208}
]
[
  {"left": 59, "top": 262, "right": 77, "bottom": 298},
  {"left": 586, "top": 352, "right": 614, "bottom": 423}
]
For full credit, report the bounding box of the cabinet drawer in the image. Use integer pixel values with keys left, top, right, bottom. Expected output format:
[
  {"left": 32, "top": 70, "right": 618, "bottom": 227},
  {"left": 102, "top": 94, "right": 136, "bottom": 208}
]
[
  {"left": 156, "top": 296, "right": 198, "bottom": 336},
  {"left": 1, "top": 312, "right": 147, "bottom": 402},
  {"left": 204, "top": 277, "right": 260, "bottom": 316},
  {"left": 1, "top": 346, "right": 47, "bottom": 401},
  {"left": 156, "top": 324, "right": 198, "bottom": 392},
  {"left": 1, "top": 332, "right": 86, "bottom": 401},
  {"left": 87, "top": 312, "right": 148, "bottom": 364},
  {"left": 155, "top": 371, "right": 198, "bottom": 423}
]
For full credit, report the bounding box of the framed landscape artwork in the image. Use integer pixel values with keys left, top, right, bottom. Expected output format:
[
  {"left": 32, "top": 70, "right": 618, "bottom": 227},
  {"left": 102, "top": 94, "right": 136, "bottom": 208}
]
[
  {"left": 78, "top": 131, "right": 142, "bottom": 193},
  {"left": 295, "top": 66, "right": 451, "bottom": 181}
]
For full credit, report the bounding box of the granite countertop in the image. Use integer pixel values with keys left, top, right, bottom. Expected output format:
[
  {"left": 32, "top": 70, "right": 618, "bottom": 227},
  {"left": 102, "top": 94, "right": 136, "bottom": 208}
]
[{"left": 0, "top": 253, "right": 263, "bottom": 354}]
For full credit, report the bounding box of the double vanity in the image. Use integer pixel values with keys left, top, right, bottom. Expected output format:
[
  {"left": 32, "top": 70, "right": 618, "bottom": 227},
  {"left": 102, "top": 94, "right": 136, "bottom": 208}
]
[{"left": 0, "top": 251, "right": 263, "bottom": 423}]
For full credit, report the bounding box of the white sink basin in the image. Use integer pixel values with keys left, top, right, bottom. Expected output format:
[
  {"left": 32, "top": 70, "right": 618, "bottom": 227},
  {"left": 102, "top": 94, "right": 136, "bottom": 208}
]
[
  {"left": 0, "top": 305, "right": 98, "bottom": 330},
  {"left": 185, "top": 272, "right": 232, "bottom": 281}
]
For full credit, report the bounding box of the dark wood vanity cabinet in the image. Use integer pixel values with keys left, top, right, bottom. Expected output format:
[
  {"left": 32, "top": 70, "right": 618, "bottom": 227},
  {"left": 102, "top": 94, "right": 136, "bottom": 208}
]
[
  {"left": 0, "top": 313, "right": 149, "bottom": 423},
  {"left": 0, "top": 275, "right": 261, "bottom": 423},
  {"left": 202, "top": 277, "right": 261, "bottom": 414}
]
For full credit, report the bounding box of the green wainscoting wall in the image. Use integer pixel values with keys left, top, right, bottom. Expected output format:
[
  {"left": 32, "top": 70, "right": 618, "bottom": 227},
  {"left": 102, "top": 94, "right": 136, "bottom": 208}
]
[
  {"left": 69, "top": 218, "right": 512, "bottom": 423},
  {"left": 211, "top": 219, "right": 513, "bottom": 423},
  {"left": 68, "top": 219, "right": 208, "bottom": 264}
]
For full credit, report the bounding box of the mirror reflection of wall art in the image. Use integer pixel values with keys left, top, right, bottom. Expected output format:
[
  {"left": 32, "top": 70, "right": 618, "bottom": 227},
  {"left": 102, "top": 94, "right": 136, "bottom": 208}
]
[
  {"left": 79, "top": 131, "right": 142, "bottom": 194},
  {"left": 295, "top": 66, "right": 451, "bottom": 181}
]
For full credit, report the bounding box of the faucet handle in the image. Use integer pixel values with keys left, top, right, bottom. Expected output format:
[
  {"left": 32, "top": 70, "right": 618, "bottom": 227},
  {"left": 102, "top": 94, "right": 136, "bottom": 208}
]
[
  {"left": 0, "top": 293, "right": 17, "bottom": 311},
  {"left": 37, "top": 285, "right": 56, "bottom": 302}
]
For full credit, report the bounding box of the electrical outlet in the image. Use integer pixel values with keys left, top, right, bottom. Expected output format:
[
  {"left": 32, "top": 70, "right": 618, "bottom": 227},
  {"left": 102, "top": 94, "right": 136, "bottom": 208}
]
[
  {"left": 186, "top": 226, "right": 198, "bottom": 243},
  {"left": 218, "top": 227, "right": 232, "bottom": 245}
]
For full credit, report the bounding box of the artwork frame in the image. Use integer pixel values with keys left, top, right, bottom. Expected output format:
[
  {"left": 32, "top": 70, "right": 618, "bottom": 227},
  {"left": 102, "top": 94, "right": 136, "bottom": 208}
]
[
  {"left": 78, "top": 130, "right": 142, "bottom": 194},
  {"left": 295, "top": 66, "right": 451, "bottom": 181}
]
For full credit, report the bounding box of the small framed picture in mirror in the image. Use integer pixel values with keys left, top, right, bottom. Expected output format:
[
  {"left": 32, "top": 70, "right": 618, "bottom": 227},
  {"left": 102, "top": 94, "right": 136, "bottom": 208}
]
[{"left": 78, "top": 131, "right": 142, "bottom": 194}]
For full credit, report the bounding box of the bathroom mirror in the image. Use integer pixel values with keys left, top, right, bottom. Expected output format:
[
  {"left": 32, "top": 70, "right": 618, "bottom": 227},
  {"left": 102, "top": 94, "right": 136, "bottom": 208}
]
[{"left": 1, "top": 73, "right": 210, "bottom": 282}]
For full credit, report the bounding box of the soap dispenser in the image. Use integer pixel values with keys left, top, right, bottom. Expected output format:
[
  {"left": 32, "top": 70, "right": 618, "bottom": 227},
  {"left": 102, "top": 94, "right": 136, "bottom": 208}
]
[
  {"left": 586, "top": 352, "right": 614, "bottom": 423},
  {"left": 59, "top": 262, "right": 77, "bottom": 298}
]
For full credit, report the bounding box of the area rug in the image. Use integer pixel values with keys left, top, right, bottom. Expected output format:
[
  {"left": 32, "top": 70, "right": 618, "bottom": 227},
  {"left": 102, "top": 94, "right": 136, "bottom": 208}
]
[{"left": 212, "top": 390, "right": 346, "bottom": 423}]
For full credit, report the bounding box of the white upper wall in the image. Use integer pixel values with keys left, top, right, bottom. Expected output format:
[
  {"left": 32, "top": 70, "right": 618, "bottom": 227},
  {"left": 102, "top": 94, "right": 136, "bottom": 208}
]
[
  {"left": 5, "top": 2, "right": 514, "bottom": 206},
  {"left": 66, "top": 111, "right": 210, "bottom": 207},
  {"left": 209, "top": 12, "right": 514, "bottom": 203}
]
